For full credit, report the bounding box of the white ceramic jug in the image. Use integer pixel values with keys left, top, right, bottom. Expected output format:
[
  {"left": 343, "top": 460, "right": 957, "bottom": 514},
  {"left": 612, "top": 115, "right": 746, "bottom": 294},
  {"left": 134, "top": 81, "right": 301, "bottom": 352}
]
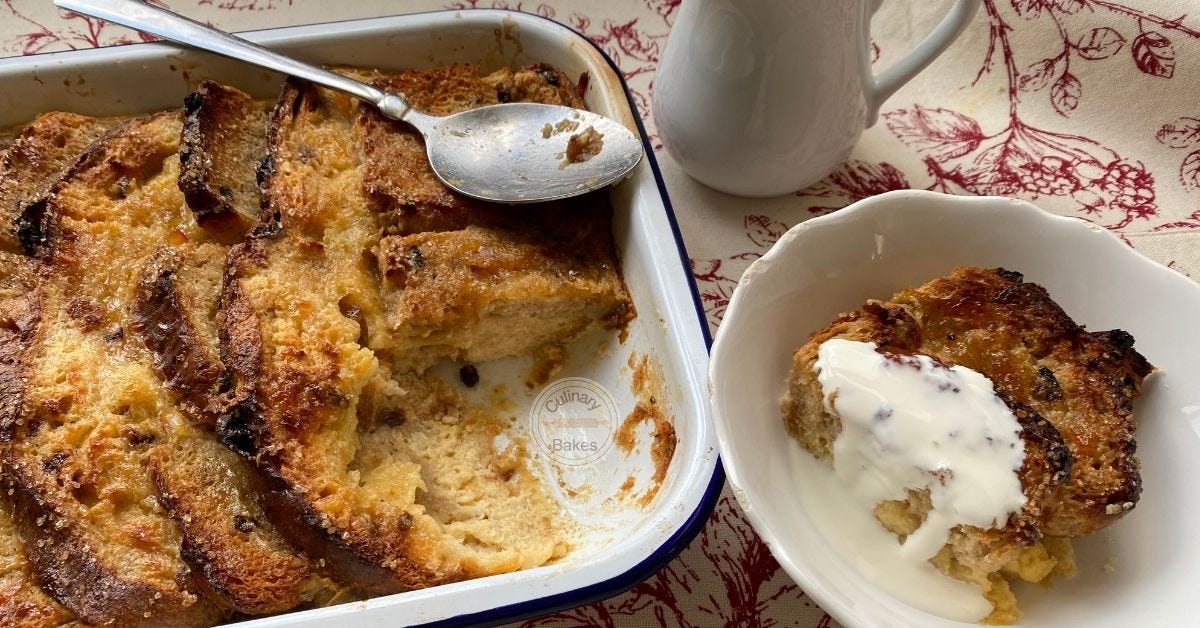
[{"left": 653, "top": 0, "right": 981, "bottom": 197}]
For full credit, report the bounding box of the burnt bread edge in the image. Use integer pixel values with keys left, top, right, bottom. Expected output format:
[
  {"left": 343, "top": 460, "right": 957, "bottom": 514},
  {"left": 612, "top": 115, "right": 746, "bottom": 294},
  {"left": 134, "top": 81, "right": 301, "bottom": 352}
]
[
  {"left": 179, "top": 81, "right": 269, "bottom": 234},
  {"left": 131, "top": 247, "right": 225, "bottom": 430}
]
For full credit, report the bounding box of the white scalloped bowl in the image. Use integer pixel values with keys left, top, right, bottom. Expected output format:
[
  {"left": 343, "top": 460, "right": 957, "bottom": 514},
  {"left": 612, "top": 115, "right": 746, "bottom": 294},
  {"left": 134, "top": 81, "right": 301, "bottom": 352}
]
[{"left": 709, "top": 190, "right": 1200, "bottom": 627}]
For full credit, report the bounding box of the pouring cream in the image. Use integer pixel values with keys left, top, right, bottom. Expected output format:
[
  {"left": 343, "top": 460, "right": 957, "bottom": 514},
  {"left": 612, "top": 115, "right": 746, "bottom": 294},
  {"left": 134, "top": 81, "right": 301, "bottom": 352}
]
[{"left": 814, "top": 338, "right": 1028, "bottom": 562}]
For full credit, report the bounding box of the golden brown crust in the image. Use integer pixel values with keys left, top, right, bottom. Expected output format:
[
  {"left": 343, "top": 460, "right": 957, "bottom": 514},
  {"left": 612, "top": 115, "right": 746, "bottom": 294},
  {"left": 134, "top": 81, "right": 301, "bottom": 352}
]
[
  {"left": 377, "top": 218, "right": 632, "bottom": 364},
  {"left": 357, "top": 66, "right": 500, "bottom": 219},
  {"left": 781, "top": 295, "right": 1070, "bottom": 563},
  {"left": 0, "top": 574, "right": 73, "bottom": 628},
  {"left": 2, "top": 111, "right": 225, "bottom": 626},
  {"left": 131, "top": 247, "right": 225, "bottom": 429},
  {"left": 178, "top": 81, "right": 268, "bottom": 238},
  {"left": 241, "top": 466, "right": 444, "bottom": 597},
  {"left": 149, "top": 437, "right": 325, "bottom": 615},
  {"left": 9, "top": 103, "right": 322, "bottom": 623},
  {"left": 357, "top": 64, "right": 585, "bottom": 233},
  {"left": 216, "top": 77, "right": 455, "bottom": 594},
  {"left": 0, "top": 61, "right": 616, "bottom": 624},
  {"left": 5, "top": 461, "right": 221, "bottom": 628},
  {"left": 0, "top": 252, "right": 42, "bottom": 442},
  {"left": 157, "top": 85, "right": 328, "bottom": 616},
  {"left": 888, "top": 267, "right": 1151, "bottom": 536},
  {"left": 0, "top": 254, "right": 73, "bottom": 628},
  {"left": 358, "top": 67, "right": 631, "bottom": 364},
  {"left": 0, "top": 139, "right": 71, "bottom": 622},
  {"left": 214, "top": 333, "right": 445, "bottom": 596},
  {"left": 0, "top": 112, "right": 114, "bottom": 255}
]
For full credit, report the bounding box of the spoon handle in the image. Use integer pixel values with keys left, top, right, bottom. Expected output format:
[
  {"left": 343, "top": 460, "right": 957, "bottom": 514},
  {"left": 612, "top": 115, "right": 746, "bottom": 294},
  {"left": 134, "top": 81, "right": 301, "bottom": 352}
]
[{"left": 54, "top": 0, "right": 416, "bottom": 121}]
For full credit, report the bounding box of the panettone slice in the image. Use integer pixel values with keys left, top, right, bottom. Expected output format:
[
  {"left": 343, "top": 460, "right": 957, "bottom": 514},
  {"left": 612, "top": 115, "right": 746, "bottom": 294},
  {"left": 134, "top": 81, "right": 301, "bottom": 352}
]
[
  {"left": 0, "top": 244, "right": 75, "bottom": 628},
  {"left": 3, "top": 106, "right": 327, "bottom": 624},
  {"left": 0, "top": 112, "right": 115, "bottom": 255},
  {"left": 2, "top": 111, "right": 225, "bottom": 627}
]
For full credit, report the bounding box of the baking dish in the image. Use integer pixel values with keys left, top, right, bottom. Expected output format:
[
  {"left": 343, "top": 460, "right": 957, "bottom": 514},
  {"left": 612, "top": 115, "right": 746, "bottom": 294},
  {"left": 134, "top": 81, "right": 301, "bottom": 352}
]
[{"left": 0, "top": 9, "right": 720, "bottom": 627}]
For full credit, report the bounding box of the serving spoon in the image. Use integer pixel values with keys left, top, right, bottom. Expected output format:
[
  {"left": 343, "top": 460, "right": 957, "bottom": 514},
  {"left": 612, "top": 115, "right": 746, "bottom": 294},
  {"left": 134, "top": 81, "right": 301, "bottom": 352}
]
[{"left": 54, "top": 0, "right": 645, "bottom": 204}]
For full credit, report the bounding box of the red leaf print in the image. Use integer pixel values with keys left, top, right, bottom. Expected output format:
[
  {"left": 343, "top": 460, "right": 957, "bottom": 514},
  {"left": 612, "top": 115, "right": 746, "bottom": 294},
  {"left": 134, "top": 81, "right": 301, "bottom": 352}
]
[
  {"left": 519, "top": 605, "right": 617, "bottom": 628},
  {"left": 884, "top": 106, "right": 984, "bottom": 162},
  {"left": 802, "top": 160, "right": 913, "bottom": 214},
  {"left": 1155, "top": 211, "right": 1200, "bottom": 232},
  {"left": 644, "top": 0, "right": 681, "bottom": 23},
  {"left": 1010, "top": 0, "right": 1048, "bottom": 16},
  {"left": 1050, "top": 72, "right": 1081, "bottom": 116},
  {"left": 1074, "top": 27, "right": 1126, "bottom": 59},
  {"left": 1132, "top": 31, "right": 1176, "bottom": 78},
  {"left": 1052, "top": 0, "right": 1086, "bottom": 14},
  {"left": 696, "top": 497, "right": 799, "bottom": 625},
  {"left": 743, "top": 215, "right": 788, "bottom": 250},
  {"left": 1019, "top": 56, "right": 1061, "bottom": 91},
  {"left": 568, "top": 12, "right": 590, "bottom": 32},
  {"left": 1012, "top": 0, "right": 1083, "bottom": 16},
  {"left": 692, "top": 259, "right": 737, "bottom": 324},
  {"left": 1180, "top": 150, "right": 1200, "bottom": 191},
  {"left": 1156, "top": 117, "right": 1200, "bottom": 148},
  {"left": 602, "top": 19, "right": 659, "bottom": 64}
]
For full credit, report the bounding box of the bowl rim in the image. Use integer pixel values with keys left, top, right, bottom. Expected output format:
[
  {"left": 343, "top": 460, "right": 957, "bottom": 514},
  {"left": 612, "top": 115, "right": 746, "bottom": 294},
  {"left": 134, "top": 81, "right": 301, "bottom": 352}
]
[{"left": 708, "top": 189, "right": 1198, "bottom": 627}]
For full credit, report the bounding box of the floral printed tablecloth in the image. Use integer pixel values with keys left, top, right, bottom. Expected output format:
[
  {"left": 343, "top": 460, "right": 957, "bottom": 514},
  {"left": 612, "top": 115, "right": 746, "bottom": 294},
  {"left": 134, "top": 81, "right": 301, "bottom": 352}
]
[{"left": 4, "top": 0, "right": 1197, "bottom": 625}]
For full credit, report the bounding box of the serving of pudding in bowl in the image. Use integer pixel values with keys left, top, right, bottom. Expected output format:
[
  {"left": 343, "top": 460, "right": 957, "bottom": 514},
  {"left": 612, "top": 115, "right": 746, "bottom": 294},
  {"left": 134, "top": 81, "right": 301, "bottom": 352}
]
[
  {"left": 709, "top": 190, "right": 1200, "bottom": 627},
  {"left": 780, "top": 266, "right": 1151, "bottom": 624}
]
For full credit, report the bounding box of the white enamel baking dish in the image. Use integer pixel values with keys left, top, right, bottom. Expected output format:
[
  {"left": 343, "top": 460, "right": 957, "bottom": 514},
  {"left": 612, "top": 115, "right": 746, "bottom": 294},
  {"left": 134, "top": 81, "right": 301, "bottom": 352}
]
[{"left": 0, "top": 10, "right": 720, "bottom": 627}]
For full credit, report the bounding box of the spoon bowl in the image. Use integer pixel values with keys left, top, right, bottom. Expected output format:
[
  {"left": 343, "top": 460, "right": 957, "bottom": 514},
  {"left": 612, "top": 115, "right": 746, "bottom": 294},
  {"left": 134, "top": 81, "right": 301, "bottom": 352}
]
[{"left": 424, "top": 103, "right": 645, "bottom": 203}]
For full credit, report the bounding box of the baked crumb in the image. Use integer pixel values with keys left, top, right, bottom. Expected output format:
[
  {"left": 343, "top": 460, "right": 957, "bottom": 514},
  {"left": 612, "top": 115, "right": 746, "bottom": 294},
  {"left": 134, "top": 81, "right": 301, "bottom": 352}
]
[{"left": 564, "top": 126, "right": 603, "bottom": 164}]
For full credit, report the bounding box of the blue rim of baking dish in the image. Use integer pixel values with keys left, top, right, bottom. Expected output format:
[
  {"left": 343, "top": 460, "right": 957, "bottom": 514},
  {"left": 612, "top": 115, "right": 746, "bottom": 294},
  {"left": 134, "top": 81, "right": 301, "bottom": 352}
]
[{"left": 1, "top": 8, "right": 724, "bottom": 626}]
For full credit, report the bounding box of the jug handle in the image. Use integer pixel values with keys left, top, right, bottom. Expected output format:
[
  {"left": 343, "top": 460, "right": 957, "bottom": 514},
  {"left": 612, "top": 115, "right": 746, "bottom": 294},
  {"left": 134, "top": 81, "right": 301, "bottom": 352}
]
[{"left": 863, "top": 0, "right": 981, "bottom": 125}]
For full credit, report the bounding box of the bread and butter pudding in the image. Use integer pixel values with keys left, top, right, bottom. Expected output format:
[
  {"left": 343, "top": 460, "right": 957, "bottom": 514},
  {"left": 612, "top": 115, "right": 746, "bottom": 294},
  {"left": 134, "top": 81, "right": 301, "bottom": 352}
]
[
  {"left": 0, "top": 62, "right": 638, "bottom": 626},
  {"left": 781, "top": 267, "right": 1152, "bottom": 624}
]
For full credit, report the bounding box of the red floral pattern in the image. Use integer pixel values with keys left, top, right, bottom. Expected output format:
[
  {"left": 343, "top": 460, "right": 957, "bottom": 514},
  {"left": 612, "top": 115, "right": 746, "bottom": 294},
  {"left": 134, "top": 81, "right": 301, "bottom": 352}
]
[
  {"left": 3, "top": 0, "right": 158, "bottom": 54},
  {"left": 4, "top": 0, "right": 1200, "bottom": 625},
  {"left": 1008, "top": 0, "right": 1200, "bottom": 112},
  {"left": 696, "top": 0, "right": 1200, "bottom": 327},
  {"left": 693, "top": 215, "right": 789, "bottom": 324},
  {"left": 880, "top": 0, "right": 1160, "bottom": 230}
]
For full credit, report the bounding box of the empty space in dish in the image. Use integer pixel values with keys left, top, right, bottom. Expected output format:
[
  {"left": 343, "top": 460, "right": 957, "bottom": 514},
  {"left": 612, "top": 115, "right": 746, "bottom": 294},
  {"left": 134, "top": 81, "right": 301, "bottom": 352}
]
[{"left": 0, "top": 10, "right": 716, "bottom": 626}]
